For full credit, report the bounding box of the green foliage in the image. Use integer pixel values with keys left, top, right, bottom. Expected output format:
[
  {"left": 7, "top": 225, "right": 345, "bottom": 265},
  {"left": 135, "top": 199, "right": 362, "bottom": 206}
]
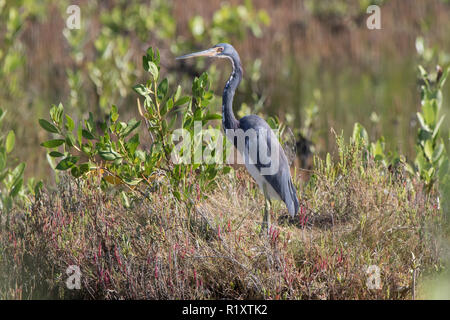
[
  {"left": 61, "top": 0, "right": 177, "bottom": 113},
  {"left": 311, "top": 122, "right": 403, "bottom": 191},
  {"left": 0, "top": 0, "right": 48, "bottom": 98},
  {"left": 63, "top": 25, "right": 137, "bottom": 113},
  {"left": 40, "top": 47, "right": 227, "bottom": 208},
  {"left": 0, "top": 109, "right": 26, "bottom": 217},
  {"left": 0, "top": 0, "right": 272, "bottom": 184},
  {"left": 59, "top": 0, "right": 270, "bottom": 116},
  {"left": 341, "top": 64, "right": 449, "bottom": 196},
  {"left": 2, "top": 0, "right": 450, "bottom": 300},
  {"left": 188, "top": 0, "right": 270, "bottom": 44},
  {"left": 99, "top": 0, "right": 175, "bottom": 42},
  {"left": 40, "top": 100, "right": 142, "bottom": 181},
  {"left": 350, "top": 122, "right": 401, "bottom": 170},
  {"left": 410, "top": 65, "right": 449, "bottom": 190},
  {"left": 135, "top": 48, "right": 227, "bottom": 203}
]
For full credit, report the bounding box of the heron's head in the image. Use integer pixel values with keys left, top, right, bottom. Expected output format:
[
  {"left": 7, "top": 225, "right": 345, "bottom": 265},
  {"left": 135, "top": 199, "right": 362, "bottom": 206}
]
[{"left": 176, "top": 43, "right": 238, "bottom": 61}]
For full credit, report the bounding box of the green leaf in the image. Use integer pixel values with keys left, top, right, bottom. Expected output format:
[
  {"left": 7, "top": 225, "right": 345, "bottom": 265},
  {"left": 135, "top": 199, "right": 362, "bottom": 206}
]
[
  {"left": 352, "top": 122, "right": 369, "bottom": 145},
  {"left": 70, "top": 166, "right": 81, "bottom": 178},
  {"left": 81, "top": 143, "right": 92, "bottom": 154},
  {"left": 50, "top": 103, "right": 64, "bottom": 127},
  {"left": 136, "top": 150, "right": 146, "bottom": 162},
  {"left": 432, "top": 115, "right": 445, "bottom": 139},
  {"left": 174, "top": 85, "right": 182, "bottom": 102},
  {"left": 5, "top": 130, "right": 15, "bottom": 153},
  {"left": 223, "top": 166, "right": 232, "bottom": 174},
  {"left": 203, "top": 113, "right": 222, "bottom": 121},
  {"left": 123, "top": 177, "right": 142, "bottom": 186},
  {"left": 39, "top": 119, "right": 59, "bottom": 133},
  {"left": 432, "top": 143, "right": 444, "bottom": 163},
  {"left": 3, "top": 196, "right": 12, "bottom": 212},
  {"left": 0, "top": 152, "right": 6, "bottom": 171},
  {"left": 11, "top": 162, "right": 25, "bottom": 182},
  {"left": 71, "top": 163, "right": 90, "bottom": 178},
  {"left": 427, "top": 167, "right": 435, "bottom": 179},
  {"left": 416, "top": 113, "right": 431, "bottom": 132},
  {"left": 110, "top": 105, "right": 119, "bottom": 122},
  {"left": 147, "top": 61, "right": 159, "bottom": 80},
  {"left": 404, "top": 163, "right": 415, "bottom": 176},
  {"left": 125, "top": 134, "right": 140, "bottom": 155},
  {"left": 266, "top": 117, "right": 278, "bottom": 130},
  {"left": 422, "top": 100, "right": 437, "bottom": 126},
  {"left": 168, "top": 113, "right": 178, "bottom": 130},
  {"left": 161, "top": 98, "right": 173, "bottom": 116},
  {"left": 99, "top": 120, "right": 107, "bottom": 134},
  {"left": 183, "top": 117, "right": 193, "bottom": 129},
  {"left": 57, "top": 103, "right": 64, "bottom": 125},
  {"left": 173, "top": 190, "right": 181, "bottom": 201},
  {"left": 99, "top": 148, "right": 121, "bottom": 161},
  {"left": 49, "top": 151, "right": 64, "bottom": 157},
  {"left": 34, "top": 180, "right": 43, "bottom": 196},
  {"left": 142, "top": 54, "right": 149, "bottom": 71},
  {"left": 86, "top": 112, "right": 94, "bottom": 133},
  {"left": 120, "top": 119, "right": 141, "bottom": 138},
  {"left": 438, "top": 66, "right": 449, "bottom": 88},
  {"left": 161, "top": 119, "right": 168, "bottom": 135},
  {"left": 65, "top": 132, "right": 76, "bottom": 147},
  {"left": 133, "top": 84, "right": 148, "bottom": 96},
  {"left": 418, "top": 65, "right": 430, "bottom": 89},
  {"left": 79, "top": 163, "right": 91, "bottom": 174},
  {"left": 82, "top": 129, "right": 96, "bottom": 140},
  {"left": 10, "top": 162, "right": 25, "bottom": 190},
  {"left": 40, "top": 139, "right": 65, "bottom": 148},
  {"left": 10, "top": 178, "right": 23, "bottom": 197},
  {"left": 174, "top": 96, "right": 190, "bottom": 107},
  {"left": 424, "top": 140, "right": 433, "bottom": 161},
  {"left": 120, "top": 191, "right": 130, "bottom": 208},
  {"left": 418, "top": 128, "right": 432, "bottom": 145},
  {"left": 326, "top": 152, "right": 332, "bottom": 170},
  {"left": 56, "top": 156, "right": 79, "bottom": 170},
  {"left": 65, "top": 115, "right": 75, "bottom": 131},
  {"left": 146, "top": 47, "right": 160, "bottom": 64},
  {"left": 157, "top": 78, "right": 169, "bottom": 101},
  {"left": 415, "top": 151, "right": 428, "bottom": 173}
]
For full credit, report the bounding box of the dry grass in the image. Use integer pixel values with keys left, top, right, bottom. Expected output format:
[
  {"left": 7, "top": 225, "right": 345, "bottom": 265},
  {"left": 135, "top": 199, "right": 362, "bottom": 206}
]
[{"left": 0, "top": 139, "right": 444, "bottom": 300}]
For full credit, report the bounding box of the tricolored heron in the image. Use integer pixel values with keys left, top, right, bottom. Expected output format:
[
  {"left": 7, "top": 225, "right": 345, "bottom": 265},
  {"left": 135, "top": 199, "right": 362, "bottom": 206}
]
[{"left": 176, "top": 43, "right": 299, "bottom": 230}]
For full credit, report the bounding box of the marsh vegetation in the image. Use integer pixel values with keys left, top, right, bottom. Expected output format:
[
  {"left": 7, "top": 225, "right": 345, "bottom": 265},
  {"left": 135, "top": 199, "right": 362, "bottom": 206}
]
[{"left": 0, "top": 0, "right": 449, "bottom": 299}]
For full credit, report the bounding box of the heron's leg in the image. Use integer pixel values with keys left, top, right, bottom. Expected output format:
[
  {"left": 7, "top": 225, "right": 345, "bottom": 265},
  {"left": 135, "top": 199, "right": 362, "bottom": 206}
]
[
  {"left": 261, "top": 184, "right": 271, "bottom": 232},
  {"left": 262, "top": 197, "right": 272, "bottom": 231}
]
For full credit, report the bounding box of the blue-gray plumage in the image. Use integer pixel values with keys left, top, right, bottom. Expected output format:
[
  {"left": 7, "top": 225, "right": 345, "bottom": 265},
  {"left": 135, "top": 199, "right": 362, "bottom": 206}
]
[{"left": 176, "top": 43, "right": 299, "bottom": 230}]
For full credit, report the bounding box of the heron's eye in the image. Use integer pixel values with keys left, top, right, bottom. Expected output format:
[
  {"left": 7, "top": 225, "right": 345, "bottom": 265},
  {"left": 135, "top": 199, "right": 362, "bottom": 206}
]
[{"left": 216, "top": 47, "right": 224, "bottom": 53}]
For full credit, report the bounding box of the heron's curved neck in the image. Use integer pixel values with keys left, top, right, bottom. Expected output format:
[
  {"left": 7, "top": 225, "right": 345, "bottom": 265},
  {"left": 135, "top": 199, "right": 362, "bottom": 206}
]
[{"left": 222, "top": 55, "right": 242, "bottom": 130}]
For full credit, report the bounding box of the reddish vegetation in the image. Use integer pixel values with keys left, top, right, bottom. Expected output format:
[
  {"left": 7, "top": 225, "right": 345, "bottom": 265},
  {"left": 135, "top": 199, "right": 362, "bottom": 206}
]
[{"left": 0, "top": 142, "right": 443, "bottom": 299}]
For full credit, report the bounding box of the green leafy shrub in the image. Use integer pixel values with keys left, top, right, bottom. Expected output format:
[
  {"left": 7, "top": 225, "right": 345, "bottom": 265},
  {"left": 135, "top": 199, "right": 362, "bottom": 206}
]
[
  {"left": 39, "top": 47, "right": 227, "bottom": 210},
  {"left": 408, "top": 65, "right": 448, "bottom": 191},
  {"left": 3, "top": 125, "right": 442, "bottom": 299},
  {"left": 0, "top": 109, "right": 27, "bottom": 226}
]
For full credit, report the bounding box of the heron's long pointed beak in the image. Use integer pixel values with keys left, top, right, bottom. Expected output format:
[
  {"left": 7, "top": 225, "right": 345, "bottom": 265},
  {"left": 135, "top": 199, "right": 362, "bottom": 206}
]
[{"left": 176, "top": 48, "right": 218, "bottom": 60}]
